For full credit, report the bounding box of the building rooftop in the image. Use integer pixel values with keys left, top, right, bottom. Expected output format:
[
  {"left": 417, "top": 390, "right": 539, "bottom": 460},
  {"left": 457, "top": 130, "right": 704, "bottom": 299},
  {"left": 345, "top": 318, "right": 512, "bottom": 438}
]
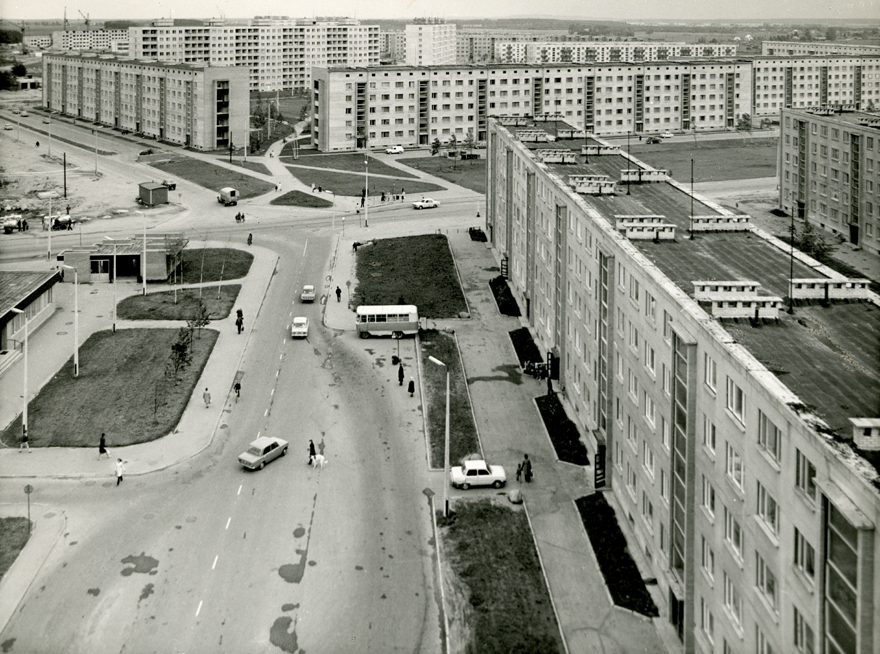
[
  {"left": 785, "top": 107, "right": 880, "bottom": 130},
  {"left": 0, "top": 271, "right": 59, "bottom": 320}
]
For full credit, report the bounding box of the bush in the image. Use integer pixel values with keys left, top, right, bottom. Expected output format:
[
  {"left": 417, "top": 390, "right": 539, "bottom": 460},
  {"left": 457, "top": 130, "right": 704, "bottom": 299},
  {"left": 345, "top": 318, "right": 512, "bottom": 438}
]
[
  {"left": 490, "top": 276, "right": 521, "bottom": 316},
  {"left": 575, "top": 494, "right": 659, "bottom": 617},
  {"left": 535, "top": 394, "right": 589, "bottom": 465}
]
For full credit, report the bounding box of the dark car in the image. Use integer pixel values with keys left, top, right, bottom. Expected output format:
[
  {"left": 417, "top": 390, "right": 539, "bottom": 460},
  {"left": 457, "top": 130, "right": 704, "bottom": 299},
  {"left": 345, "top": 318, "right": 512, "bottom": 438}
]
[{"left": 646, "top": 137, "right": 662, "bottom": 144}]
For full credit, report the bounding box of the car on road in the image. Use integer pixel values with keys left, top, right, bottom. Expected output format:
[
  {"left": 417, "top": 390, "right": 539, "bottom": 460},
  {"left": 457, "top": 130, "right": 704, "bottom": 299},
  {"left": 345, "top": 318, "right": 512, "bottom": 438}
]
[
  {"left": 162, "top": 179, "right": 176, "bottom": 191},
  {"left": 301, "top": 284, "right": 316, "bottom": 302},
  {"left": 238, "top": 436, "right": 289, "bottom": 470},
  {"left": 450, "top": 459, "right": 507, "bottom": 490},
  {"left": 3, "top": 124, "right": 11, "bottom": 131},
  {"left": 412, "top": 198, "right": 440, "bottom": 210},
  {"left": 385, "top": 145, "right": 404, "bottom": 154},
  {"left": 645, "top": 137, "right": 662, "bottom": 144},
  {"left": 11, "top": 109, "right": 19, "bottom": 115},
  {"left": 660, "top": 131, "right": 674, "bottom": 138},
  {"left": 42, "top": 117, "right": 50, "bottom": 124},
  {"left": 19, "top": 111, "right": 28, "bottom": 117},
  {"left": 291, "top": 316, "right": 309, "bottom": 338}
]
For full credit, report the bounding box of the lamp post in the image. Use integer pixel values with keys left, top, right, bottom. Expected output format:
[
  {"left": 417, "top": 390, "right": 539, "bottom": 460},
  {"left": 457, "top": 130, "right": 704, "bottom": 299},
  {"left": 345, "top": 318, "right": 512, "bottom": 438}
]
[
  {"left": 788, "top": 213, "right": 795, "bottom": 314},
  {"left": 136, "top": 210, "right": 146, "bottom": 295},
  {"left": 10, "top": 308, "right": 28, "bottom": 441},
  {"left": 104, "top": 237, "right": 119, "bottom": 332},
  {"left": 93, "top": 127, "right": 99, "bottom": 174},
  {"left": 62, "top": 265, "right": 79, "bottom": 376},
  {"left": 47, "top": 194, "right": 53, "bottom": 260},
  {"left": 428, "top": 355, "right": 450, "bottom": 518},
  {"left": 626, "top": 130, "right": 631, "bottom": 195},
  {"left": 47, "top": 116, "right": 52, "bottom": 156},
  {"left": 364, "top": 158, "right": 369, "bottom": 228}
]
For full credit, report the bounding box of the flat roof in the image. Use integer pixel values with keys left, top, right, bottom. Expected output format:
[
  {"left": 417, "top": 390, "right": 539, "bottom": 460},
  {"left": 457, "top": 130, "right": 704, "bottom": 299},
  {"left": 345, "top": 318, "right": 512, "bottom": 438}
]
[
  {"left": 0, "top": 271, "right": 59, "bottom": 319},
  {"left": 783, "top": 107, "right": 880, "bottom": 128}
]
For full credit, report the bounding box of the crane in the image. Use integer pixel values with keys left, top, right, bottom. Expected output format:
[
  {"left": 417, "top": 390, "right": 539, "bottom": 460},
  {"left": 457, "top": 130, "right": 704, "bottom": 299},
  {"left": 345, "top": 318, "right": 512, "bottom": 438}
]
[{"left": 78, "top": 10, "right": 90, "bottom": 27}]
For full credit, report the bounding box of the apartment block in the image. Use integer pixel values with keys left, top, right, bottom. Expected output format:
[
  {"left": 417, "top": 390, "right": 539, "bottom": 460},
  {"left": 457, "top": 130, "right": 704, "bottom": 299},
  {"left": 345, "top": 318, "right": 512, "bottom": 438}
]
[
  {"left": 42, "top": 52, "right": 249, "bottom": 150},
  {"left": 51, "top": 28, "right": 130, "bottom": 52},
  {"left": 405, "top": 19, "right": 456, "bottom": 66},
  {"left": 763, "top": 41, "right": 880, "bottom": 57},
  {"left": 128, "top": 17, "right": 379, "bottom": 91},
  {"left": 381, "top": 30, "right": 406, "bottom": 63},
  {"left": 750, "top": 56, "right": 880, "bottom": 118},
  {"left": 24, "top": 35, "right": 53, "bottom": 50},
  {"left": 778, "top": 107, "right": 880, "bottom": 252},
  {"left": 487, "top": 115, "right": 880, "bottom": 654},
  {"left": 496, "top": 42, "right": 738, "bottom": 65},
  {"left": 310, "top": 61, "right": 752, "bottom": 151},
  {"left": 456, "top": 27, "right": 572, "bottom": 64}
]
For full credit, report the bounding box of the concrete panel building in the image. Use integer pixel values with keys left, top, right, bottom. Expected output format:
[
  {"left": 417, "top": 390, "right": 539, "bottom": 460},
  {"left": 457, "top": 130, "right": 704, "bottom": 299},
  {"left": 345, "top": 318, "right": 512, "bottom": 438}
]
[
  {"left": 763, "top": 41, "right": 880, "bottom": 57},
  {"left": 778, "top": 107, "right": 880, "bottom": 252},
  {"left": 456, "top": 27, "right": 572, "bottom": 64},
  {"left": 51, "top": 28, "right": 130, "bottom": 52},
  {"left": 0, "top": 271, "right": 61, "bottom": 376},
  {"left": 486, "top": 115, "right": 880, "bottom": 654},
  {"left": 42, "top": 52, "right": 249, "bottom": 150},
  {"left": 405, "top": 19, "right": 456, "bottom": 66},
  {"left": 496, "top": 42, "right": 738, "bottom": 65},
  {"left": 380, "top": 30, "right": 407, "bottom": 64}
]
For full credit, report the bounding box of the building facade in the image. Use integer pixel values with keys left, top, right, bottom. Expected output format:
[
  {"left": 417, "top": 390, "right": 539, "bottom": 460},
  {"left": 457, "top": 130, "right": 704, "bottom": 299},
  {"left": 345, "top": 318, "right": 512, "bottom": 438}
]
[
  {"left": 778, "top": 107, "right": 880, "bottom": 252},
  {"left": 50, "top": 28, "right": 130, "bottom": 52},
  {"left": 0, "top": 271, "right": 61, "bottom": 376},
  {"left": 380, "top": 30, "right": 407, "bottom": 63},
  {"left": 455, "top": 27, "right": 573, "bottom": 64},
  {"left": 311, "top": 61, "right": 753, "bottom": 151},
  {"left": 763, "top": 41, "right": 880, "bottom": 57},
  {"left": 128, "top": 17, "right": 379, "bottom": 91},
  {"left": 24, "top": 35, "right": 53, "bottom": 50},
  {"left": 42, "top": 52, "right": 249, "bottom": 150},
  {"left": 405, "top": 19, "right": 456, "bottom": 66},
  {"left": 495, "top": 42, "right": 738, "bottom": 65},
  {"left": 486, "top": 115, "right": 880, "bottom": 654}
]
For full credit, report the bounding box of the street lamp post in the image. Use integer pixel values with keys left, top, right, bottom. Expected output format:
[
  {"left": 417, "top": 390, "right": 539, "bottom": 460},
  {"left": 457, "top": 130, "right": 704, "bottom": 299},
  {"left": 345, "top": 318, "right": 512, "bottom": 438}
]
[
  {"left": 104, "top": 237, "right": 118, "bottom": 332},
  {"left": 428, "top": 356, "right": 450, "bottom": 518},
  {"left": 47, "top": 117, "right": 52, "bottom": 156},
  {"left": 364, "top": 158, "right": 369, "bottom": 228},
  {"left": 93, "top": 128, "right": 99, "bottom": 174},
  {"left": 626, "top": 130, "right": 631, "bottom": 195},
  {"left": 47, "top": 194, "right": 53, "bottom": 260},
  {"left": 136, "top": 210, "right": 146, "bottom": 295},
  {"left": 62, "top": 265, "right": 79, "bottom": 376},
  {"left": 10, "top": 308, "right": 28, "bottom": 441}
]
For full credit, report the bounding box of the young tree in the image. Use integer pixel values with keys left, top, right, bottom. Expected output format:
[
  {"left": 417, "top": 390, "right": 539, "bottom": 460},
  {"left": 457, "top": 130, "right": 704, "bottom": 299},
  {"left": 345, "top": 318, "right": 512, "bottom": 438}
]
[
  {"left": 187, "top": 300, "right": 211, "bottom": 339},
  {"left": 736, "top": 113, "right": 752, "bottom": 131},
  {"left": 463, "top": 129, "right": 475, "bottom": 156},
  {"left": 168, "top": 328, "right": 193, "bottom": 380},
  {"left": 431, "top": 138, "right": 441, "bottom": 156},
  {"left": 11, "top": 61, "right": 26, "bottom": 77},
  {"left": 790, "top": 218, "right": 835, "bottom": 263}
]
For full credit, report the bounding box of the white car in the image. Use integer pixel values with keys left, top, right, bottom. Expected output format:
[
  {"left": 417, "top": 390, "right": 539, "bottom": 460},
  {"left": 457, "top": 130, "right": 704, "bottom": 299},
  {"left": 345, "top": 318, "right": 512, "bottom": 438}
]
[
  {"left": 301, "top": 284, "right": 316, "bottom": 302},
  {"left": 385, "top": 145, "right": 404, "bottom": 154},
  {"left": 3, "top": 124, "right": 11, "bottom": 131},
  {"left": 20, "top": 111, "right": 28, "bottom": 118},
  {"left": 450, "top": 459, "right": 507, "bottom": 490},
  {"left": 238, "top": 436, "right": 289, "bottom": 470},
  {"left": 291, "top": 316, "right": 309, "bottom": 338},
  {"left": 412, "top": 198, "right": 440, "bottom": 210},
  {"left": 660, "top": 131, "right": 674, "bottom": 138}
]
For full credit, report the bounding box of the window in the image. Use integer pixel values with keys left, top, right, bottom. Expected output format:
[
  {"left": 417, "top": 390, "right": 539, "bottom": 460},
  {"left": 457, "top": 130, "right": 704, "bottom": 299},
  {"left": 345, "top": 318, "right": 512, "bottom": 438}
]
[
  {"left": 796, "top": 449, "right": 816, "bottom": 502},
  {"left": 756, "top": 625, "right": 774, "bottom": 654},
  {"left": 660, "top": 469, "right": 669, "bottom": 502},
  {"left": 701, "top": 597, "right": 715, "bottom": 643},
  {"left": 662, "top": 363, "right": 670, "bottom": 395},
  {"left": 702, "top": 414, "right": 716, "bottom": 453},
  {"left": 628, "top": 369, "right": 639, "bottom": 400},
  {"left": 663, "top": 310, "right": 672, "bottom": 340},
  {"left": 724, "top": 507, "right": 743, "bottom": 559},
  {"left": 701, "top": 536, "right": 715, "bottom": 579},
  {"left": 644, "top": 291, "right": 656, "bottom": 320},
  {"left": 704, "top": 353, "right": 717, "bottom": 391},
  {"left": 726, "top": 377, "right": 745, "bottom": 423},
  {"left": 629, "top": 275, "right": 640, "bottom": 303},
  {"left": 641, "top": 491, "right": 654, "bottom": 528},
  {"left": 645, "top": 344, "right": 656, "bottom": 375},
  {"left": 793, "top": 606, "right": 815, "bottom": 653},
  {"left": 701, "top": 475, "right": 715, "bottom": 517},
  {"left": 726, "top": 443, "right": 743, "bottom": 490},
  {"left": 756, "top": 482, "right": 779, "bottom": 536},
  {"left": 661, "top": 416, "right": 670, "bottom": 450},
  {"left": 755, "top": 551, "right": 778, "bottom": 611},
  {"left": 825, "top": 503, "right": 859, "bottom": 654},
  {"left": 794, "top": 528, "right": 815, "bottom": 581},
  {"left": 629, "top": 322, "right": 639, "bottom": 351},
  {"left": 643, "top": 440, "right": 655, "bottom": 477},
  {"left": 758, "top": 410, "right": 782, "bottom": 463},
  {"left": 723, "top": 572, "right": 742, "bottom": 626},
  {"left": 644, "top": 393, "right": 656, "bottom": 427}
]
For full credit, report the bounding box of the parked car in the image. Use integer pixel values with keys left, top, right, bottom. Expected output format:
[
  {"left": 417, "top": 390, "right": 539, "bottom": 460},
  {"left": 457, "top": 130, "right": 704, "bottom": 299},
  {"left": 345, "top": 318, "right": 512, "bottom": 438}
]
[
  {"left": 660, "top": 131, "right": 674, "bottom": 138},
  {"left": 412, "top": 198, "right": 440, "bottom": 210},
  {"left": 301, "top": 284, "right": 316, "bottom": 302},
  {"left": 291, "top": 316, "right": 309, "bottom": 338},
  {"left": 19, "top": 111, "right": 28, "bottom": 117},
  {"left": 449, "top": 459, "right": 507, "bottom": 490},
  {"left": 645, "top": 137, "right": 662, "bottom": 144},
  {"left": 2, "top": 217, "right": 21, "bottom": 234},
  {"left": 218, "top": 187, "right": 239, "bottom": 206},
  {"left": 3, "top": 124, "right": 11, "bottom": 131},
  {"left": 238, "top": 436, "right": 289, "bottom": 470},
  {"left": 385, "top": 145, "right": 404, "bottom": 154},
  {"left": 11, "top": 108, "right": 20, "bottom": 115},
  {"left": 162, "top": 179, "right": 176, "bottom": 191},
  {"left": 42, "top": 117, "right": 50, "bottom": 124}
]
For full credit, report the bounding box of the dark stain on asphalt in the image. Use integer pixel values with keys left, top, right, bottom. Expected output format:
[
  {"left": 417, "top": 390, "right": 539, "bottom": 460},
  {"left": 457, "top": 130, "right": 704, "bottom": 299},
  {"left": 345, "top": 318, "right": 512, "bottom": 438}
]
[
  {"left": 1, "top": 638, "right": 15, "bottom": 653},
  {"left": 279, "top": 493, "right": 318, "bottom": 584},
  {"left": 87, "top": 588, "right": 100, "bottom": 596},
  {"left": 292, "top": 526, "right": 306, "bottom": 538},
  {"left": 355, "top": 565, "right": 364, "bottom": 571},
  {"left": 467, "top": 363, "right": 524, "bottom": 385},
  {"left": 269, "top": 616, "right": 299, "bottom": 653},
  {"left": 281, "top": 603, "right": 297, "bottom": 612},
  {"left": 139, "top": 583, "right": 154, "bottom": 602},
  {"left": 120, "top": 553, "right": 159, "bottom": 577}
]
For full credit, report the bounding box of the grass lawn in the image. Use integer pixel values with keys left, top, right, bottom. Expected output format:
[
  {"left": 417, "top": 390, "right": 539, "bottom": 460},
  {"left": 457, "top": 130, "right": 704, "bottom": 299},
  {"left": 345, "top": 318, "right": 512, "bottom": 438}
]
[
  {"left": 179, "top": 248, "right": 253, "bottom": 284},
  {"left": 353, "top": 234, "right": 467, "bottom": 318},
  {"left": 217, "top": 159, "right": 273, "bottom": 176},
  {"left": 150, "top": 157, "right": 275, "bottom": 199},
  {"left": 631, "top": 137, "right": 778, "bottom": 183},
  {"left": 270, "top": 190, "right": 334, "bottom": 208},
  {"left": 285, "top": 166, "right": 444, "bottom": 198},
  {"left": 0, "top": 517, "right": 30, "bottom": 581},
  {"left": 117, "top": 285, "right": 241, "bottom": 321},
  {"left": 439, "top": 499, "right": 565, "bottom": 654},
  {"left": 0, "top": 328, "right": 218, "bottom": 448},
  {"left": 402, "top": 157, "right": 487, "bottom": 194},
  {"left": 279, "top": 150, "right": 418, "bottom": 179},
  {"left": 419, "top": 330, "right": 479, "bottom": 467}
]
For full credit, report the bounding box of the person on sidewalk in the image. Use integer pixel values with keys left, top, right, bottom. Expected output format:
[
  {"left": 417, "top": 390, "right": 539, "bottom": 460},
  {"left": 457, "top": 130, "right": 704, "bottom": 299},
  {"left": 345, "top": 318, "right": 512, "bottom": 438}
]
[
  {"left": 235, "top": 314, "right": 243, "bottom": 334},
  {"left": 234, "top": 381, "right": 241, "bottom": 400},
  {"left": 115, "top": 458, "right": 125, "bottom": 486},
  {"left": 522, "top": 454, "right": 533, "bottom": 483},
  {"left": 408, "top": 377, "right": 415, "bottom": 397},
  {"left": 398, "top": 363, "right": 405, "bottom": 386},
  {"left": 203, "top": 388, "right": 212, "bottom": 408},
  {"left": 98, "top": 433, "right": 109, "bottom": 460},
  {"left": 19, "top": 429, "right": 30, "bottom": 453},
  {"left": 247, "top": 233, "right": 252, "bottom": 246},
  {"left": 515, "top": 462, "right": 523, "bottom": 483},
  {"left": 335, "top": 286, "right": 342, "bottom": 302},
  {"left": 308, "top": 439, "right": 316, "bottom": 465}
]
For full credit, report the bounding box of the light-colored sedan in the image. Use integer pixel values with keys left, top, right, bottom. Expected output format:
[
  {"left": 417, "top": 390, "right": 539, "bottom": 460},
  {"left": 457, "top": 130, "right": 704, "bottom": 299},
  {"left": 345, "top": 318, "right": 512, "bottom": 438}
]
[
  {"left": 385, "top": 145, "right": 404, "bottom": 154},
  {"left": 301, "top": 284, "right": 316, "bottom": 302},
  {"left": 3, "top": 124, "right": 11, "bottom": 131},
  {"left": 291, "top": 316, "right": 309, "bottom": 338},
  {"left": 450, "top": 459, "right": 507, "bottom": 490},
  {"left": 660, "top": 131, "right": 674, "bottom": 138},
  {"left": 238, "top": 436, "right": 289, "bottom": 470},
  {"left": 412, "top": 198, "right": 440, "bottom": 210}
]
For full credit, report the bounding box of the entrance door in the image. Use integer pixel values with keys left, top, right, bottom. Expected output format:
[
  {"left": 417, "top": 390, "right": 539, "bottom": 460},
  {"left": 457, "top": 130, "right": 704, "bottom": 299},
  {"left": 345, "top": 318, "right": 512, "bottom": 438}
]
[
  {"left": 91, "top": 259, "right": 110, "bottom": 282},
  {"left": 669, "top": 589, "right": 684, "bottom": 642},
  {"left": 849, "top": 222, "right": 859, "bottom": 245}
]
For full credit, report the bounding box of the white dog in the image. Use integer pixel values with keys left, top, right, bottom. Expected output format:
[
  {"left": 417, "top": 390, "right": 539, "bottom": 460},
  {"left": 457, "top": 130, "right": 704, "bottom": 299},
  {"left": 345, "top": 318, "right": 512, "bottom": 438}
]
[{"left": 311, "top": 454, "right": 327, "bottom": 469}]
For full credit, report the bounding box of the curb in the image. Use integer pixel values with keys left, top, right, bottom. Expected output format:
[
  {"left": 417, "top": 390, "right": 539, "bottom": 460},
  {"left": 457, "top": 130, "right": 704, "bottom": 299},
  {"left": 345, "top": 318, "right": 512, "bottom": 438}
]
[{"left": 429, "top": 495, "right": 451, "bottom": 654}]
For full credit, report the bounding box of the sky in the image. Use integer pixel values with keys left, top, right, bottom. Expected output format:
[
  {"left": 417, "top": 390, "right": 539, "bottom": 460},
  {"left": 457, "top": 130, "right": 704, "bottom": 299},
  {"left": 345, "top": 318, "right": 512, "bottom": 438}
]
[{"left": 1, "top": 0, "right": 878, "bottom": 22}]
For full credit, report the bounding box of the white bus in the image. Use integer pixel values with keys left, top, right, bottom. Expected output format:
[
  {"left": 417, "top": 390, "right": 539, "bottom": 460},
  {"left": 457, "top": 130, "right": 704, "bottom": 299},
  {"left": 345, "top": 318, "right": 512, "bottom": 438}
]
[{"left": 355, "top": 305, "right": 419, "bottom": 338}]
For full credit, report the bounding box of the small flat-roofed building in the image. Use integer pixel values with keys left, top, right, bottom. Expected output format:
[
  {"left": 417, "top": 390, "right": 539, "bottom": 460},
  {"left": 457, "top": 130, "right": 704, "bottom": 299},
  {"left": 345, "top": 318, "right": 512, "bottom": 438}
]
[
  {"left": 58, "top": 233, "right": 188, "bottom": 284},
  {"left": 0, "top": 270, "right": 61, "bottom": 375}
]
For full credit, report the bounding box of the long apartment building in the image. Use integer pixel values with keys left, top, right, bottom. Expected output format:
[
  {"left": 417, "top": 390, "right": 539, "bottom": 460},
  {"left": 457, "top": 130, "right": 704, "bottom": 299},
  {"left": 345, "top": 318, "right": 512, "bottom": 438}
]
[
  {"left": 42, "top": 51, "right": 249, "bottom": 150},
  {"left": 778, "top": 107, "right": 880, "bottom": 252},
  {"left": 128, "top": 17, "right": 379, "bottom": 91},
  {"left": 495, "top": 42, "right": 738, "bottom": 65},
  {"left": 487, "top": 115, "right": 880, "bottom": 654},
  {"left": 455, "top": 27, "right": 573, "bottom": 63},
  {"left": 763, "top": 41, "right": 880, "bottom": 57},
  {"left": 311, "top": 61, "right": 753, "bottom": 151},
  {"left": 51, "top": 28, "right": 130, "bottom": 52}
]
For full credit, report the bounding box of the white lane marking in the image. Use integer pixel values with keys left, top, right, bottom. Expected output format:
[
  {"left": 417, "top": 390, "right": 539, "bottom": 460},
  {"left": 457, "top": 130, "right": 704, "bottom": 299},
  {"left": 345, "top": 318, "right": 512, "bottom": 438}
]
[
  {"left": 195, "top": 600, "right": 203, "bottom": 617},
  {"left": 279, "top": 354, "right": 283, "bottom": 361},
  {"left": 257, "top": 431, "right": 261, "bottom": 438},
  {"left": 302, "top": 239, "right": 308, "bottom": 257},
  {"left": 276, "top": 370, "right": 280, "bottom": 378},
  {"left": 212, "top": 555, "right": 219, "bottom": 570},
  {"left": 237, "top": 485, "right": 242, "bottom": 496},
  {"left": 271, "top": 388, "right": 275, "bottom": 396},
  {"left": 264, "top": 409, "right": 268, "bottom": 416},
  {"left": 226, "top": 517, "right": 231, "bottom": 529}
]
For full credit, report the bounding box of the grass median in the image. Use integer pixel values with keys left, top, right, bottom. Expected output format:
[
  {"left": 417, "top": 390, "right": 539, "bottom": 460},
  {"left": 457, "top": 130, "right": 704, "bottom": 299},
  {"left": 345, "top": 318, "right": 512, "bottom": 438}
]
[
  {"left": 0, "top": 517, "right": 31, "bottom": 581},
  {"left": 0, "top": 328, "right": 219, "bottom": 449},
  {"left": 279, "top": 150, "right": 418, "bottom": 179},
  {"left": 117, "top": 285, "right": 241, "bottom": 321},
  {"left": 178, "top": 248, "right": 253, "bottom": 283},
  {"left": 284, "top": 165, "right": 444, "bottom": 198},
  {"left": 150, "top": 157, "right": 275, "bottom": 199},
  {"left": 270, "top": 190, "right": 334, "bottom": 208},
  {"left": 402, "top": 156, "right": 487, "bottom": 194}
]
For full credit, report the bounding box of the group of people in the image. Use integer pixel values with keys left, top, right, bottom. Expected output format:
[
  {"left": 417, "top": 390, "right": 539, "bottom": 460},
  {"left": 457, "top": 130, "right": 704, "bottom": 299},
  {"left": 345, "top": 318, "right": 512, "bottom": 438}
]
[
  {"left": 398, "top": 363, "right": 415, "bottom": 397},
  {"left": 234, "top": 212, "right": 246, "bottom": 223}
]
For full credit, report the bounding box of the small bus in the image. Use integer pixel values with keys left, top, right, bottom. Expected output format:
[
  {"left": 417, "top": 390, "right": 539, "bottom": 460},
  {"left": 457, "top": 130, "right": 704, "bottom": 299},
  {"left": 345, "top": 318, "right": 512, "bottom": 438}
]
[{"left": 355, "top": 305, "right": 419, "bottom": 338}]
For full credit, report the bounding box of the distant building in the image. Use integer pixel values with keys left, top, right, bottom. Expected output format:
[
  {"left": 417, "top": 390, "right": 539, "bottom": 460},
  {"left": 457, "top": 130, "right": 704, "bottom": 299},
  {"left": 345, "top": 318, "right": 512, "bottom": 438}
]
[
  {"left": 51, "top": 28, "right": 130, "bottom": 52},
  {"left": 405, "top": 19, "right": 456, "bottom": 66},
  {"left": 778, "top": 106, "right": 880, "bottom": 251},
  {"left": 380, "top": 30, "right": 407, "bottom": 64},
  {"left": 762, "top": 41, "right": 880, "bottom": 57},
  {"left": 23, "top": 35, "right": 53, "bottom": 50},
  {"left": 455, "top": 27, "right": 573, "bottom": 63},
  {"left": 495, "top": 41, "right": 738, "bottom": 64},
  {"left": 42, "top": 52, "right": 249, "bottom": 150}
]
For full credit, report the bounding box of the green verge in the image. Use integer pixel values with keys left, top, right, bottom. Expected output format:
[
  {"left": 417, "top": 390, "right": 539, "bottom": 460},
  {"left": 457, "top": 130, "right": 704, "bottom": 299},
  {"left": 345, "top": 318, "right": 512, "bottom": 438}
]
[
  {"left": 0, "top": 328, "right": 219, "bottom": 449},
  {"left": 150, "top": 157, "right": 275, "bottom": 199},
  {"left": 352, "top": 234, "right": 467, "bottom": 319},
  {"left": 0, "top": 517, "right": 31, "bottom": 581},
  {"left": 278, "top": 150, "right": 419, "bottom": 178},
  {"left": 269, "top": 190, "right": 334, "bottom": 208},
  {"left": 117, "top": 285, "right": 241, "bottom": 321},
  {"left": 439, "top": 499, "right": 565, "bottom": 654},
  {"left": 401, "top": 156, "right": 487, "bottom": 194},
  {"left": 216, "top": 159, "right": 273, "bottom": 176},
  {"left": 284, "top": 166, "right": 444, "bottom": 198},
  {"left": 178, "top": 248, "right": 253, "bottom": 284},
  {"left": 419, "top": 329, "right": 479, "bottom": 467}
]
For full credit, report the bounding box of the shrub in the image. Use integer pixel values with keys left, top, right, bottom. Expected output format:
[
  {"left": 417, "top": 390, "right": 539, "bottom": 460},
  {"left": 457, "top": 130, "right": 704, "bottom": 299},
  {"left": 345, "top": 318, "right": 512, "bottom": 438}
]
[
  {"left": 535, "top": 394, "right": 590, "bottom": 465},
  {"left": 489, "top": 276, "right": 521, "bottom": 316},
  {"left": 509, "top": 327, "right": 542, "bottom": 365}
]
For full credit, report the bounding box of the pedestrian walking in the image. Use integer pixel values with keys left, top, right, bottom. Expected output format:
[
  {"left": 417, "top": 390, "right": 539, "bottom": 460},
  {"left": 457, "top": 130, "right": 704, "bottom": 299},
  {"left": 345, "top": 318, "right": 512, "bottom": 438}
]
[
  {"left": 247, "top": 233, "right": 252, "bottom": 246},
  {"left": 235, "top": 314, "right": 243, "bottom": 334},
  {"left": 398, "top": 363, "right": 405, "bottom": 386},
  {"left": 335, "top": 286, "right": 342, "bottom": 302},
  {"left": 19, "top": 429, "right": 30, "bottom": 453},
  {"left": 115, "top": 458, "right": 125, "bottom": 486},
  {"left": 203, "top": 388, "right": 212, "bottom": 408},
  {"left": 98, "top": 433, "right": 109, "bottom": 460},
  {"left": 308, "top": 439, "right": 316, "bottom": 464},
  {"left": 522, "top": 454, "right": 533, "bottom": 483},
  {"left": 401, "top": 188, "right": 405, "bottom": 200},
  {"left": 234, "top": 381, "right": 241, "bottom": 399},
  {"left": 408, "top": 377, "right": 415, "bottom": 397},
  {"left": 516, "top": 463, "right": 523, "bottom": 483}
]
